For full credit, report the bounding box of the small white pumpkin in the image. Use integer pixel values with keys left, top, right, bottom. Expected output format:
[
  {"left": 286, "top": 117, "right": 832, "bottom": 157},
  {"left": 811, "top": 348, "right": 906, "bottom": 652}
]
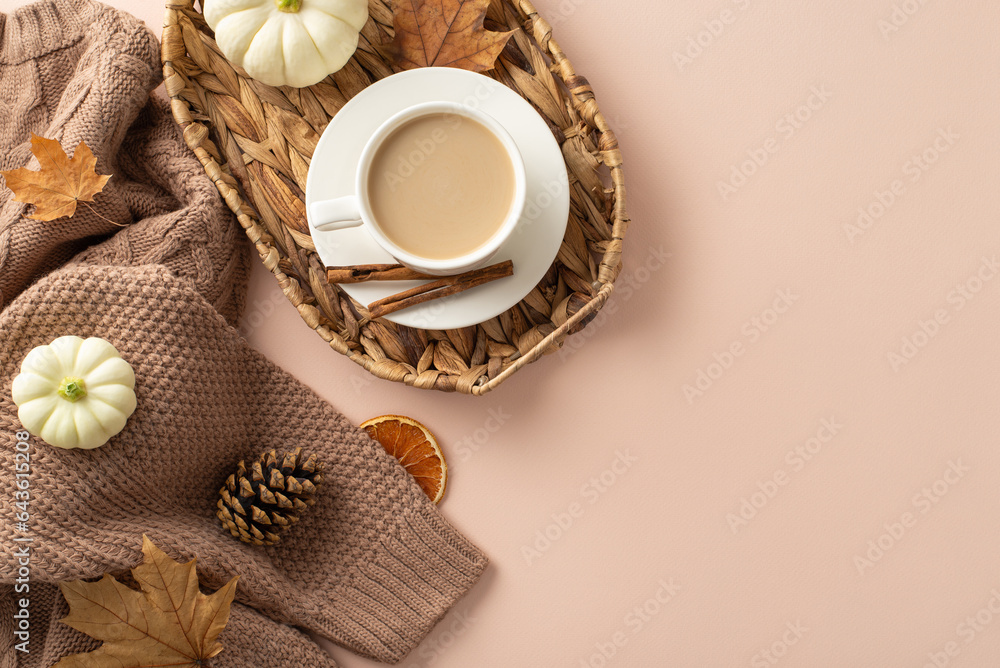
[
  {"left": 11, "top": 336, "right": 137, "bottom": 450},
  {"left": 204, "top": 0, "right": 369, "bottom": 88}
]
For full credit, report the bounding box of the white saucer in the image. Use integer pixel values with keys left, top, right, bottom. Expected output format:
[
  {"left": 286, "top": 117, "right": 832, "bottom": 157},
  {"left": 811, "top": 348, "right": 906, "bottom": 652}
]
[{"left": 305, "top": 68, "right": 569, "bottom": 330}]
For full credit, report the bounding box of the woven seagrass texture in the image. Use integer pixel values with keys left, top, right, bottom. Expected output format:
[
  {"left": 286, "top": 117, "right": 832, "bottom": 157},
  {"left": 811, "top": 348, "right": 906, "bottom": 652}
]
[{"left": 161, "top": 0, "right": 628, "bottom": 395}]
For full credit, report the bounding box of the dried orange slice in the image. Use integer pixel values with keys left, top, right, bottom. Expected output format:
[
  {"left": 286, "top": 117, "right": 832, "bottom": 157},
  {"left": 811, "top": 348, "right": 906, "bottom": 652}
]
[{"left": 360, "top": 415, "right": 447, "bottom": 503}]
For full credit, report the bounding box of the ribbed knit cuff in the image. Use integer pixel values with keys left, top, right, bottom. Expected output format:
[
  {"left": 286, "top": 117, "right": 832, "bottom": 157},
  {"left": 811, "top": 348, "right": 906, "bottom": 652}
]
[
  {"left": 337, "top": 504, "right": 489, "bottom": 663},
  {"left": 0, "top": 0, "right": 98, "bottom": 65}
]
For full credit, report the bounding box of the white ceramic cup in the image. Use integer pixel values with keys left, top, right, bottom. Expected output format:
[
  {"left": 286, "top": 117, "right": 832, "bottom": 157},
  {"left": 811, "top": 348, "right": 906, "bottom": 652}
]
[{"left": 309, "top": 101, "right": 527, "bottom": 276}]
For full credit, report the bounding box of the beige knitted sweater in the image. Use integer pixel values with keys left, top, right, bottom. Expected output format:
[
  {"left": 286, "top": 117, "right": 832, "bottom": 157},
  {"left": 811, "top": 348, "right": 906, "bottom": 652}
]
[{"left": 0, "top": 1, "right": 488, "bottom": 665}]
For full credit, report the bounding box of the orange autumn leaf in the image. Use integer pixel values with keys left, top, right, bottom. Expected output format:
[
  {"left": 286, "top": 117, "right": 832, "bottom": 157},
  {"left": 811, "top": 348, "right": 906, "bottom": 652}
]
[
  {"left": 1, "top": 134, "right": 111, "bottom": 221},
  {"left": 53, "top": 536, "right": 238, "bottom": 668},
  {"left": 387, "top": 0, "right": 514, "bottom": 72}
]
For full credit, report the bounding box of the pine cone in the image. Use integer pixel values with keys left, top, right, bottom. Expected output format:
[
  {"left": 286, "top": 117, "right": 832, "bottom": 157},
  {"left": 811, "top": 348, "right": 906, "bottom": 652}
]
[{"left": 217, "top": 448, "right": 324, "bottom": 546}]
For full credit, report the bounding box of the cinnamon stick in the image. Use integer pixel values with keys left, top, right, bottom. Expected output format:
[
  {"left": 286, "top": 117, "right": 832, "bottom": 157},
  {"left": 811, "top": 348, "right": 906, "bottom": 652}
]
[
  {"left": 326, "top": 263, "right": 437, "bottom": 283},
  {"left": 367, "top": 260, "right": 514, "bottom": 319}
]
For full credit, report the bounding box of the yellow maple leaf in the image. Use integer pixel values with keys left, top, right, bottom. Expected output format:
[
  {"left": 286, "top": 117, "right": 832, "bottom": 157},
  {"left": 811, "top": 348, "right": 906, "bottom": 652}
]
[
  {"left": 1, "top": 134, "right": 111, "bottom": 221},
  {"left": 54, "top": 535, "right": 238, "bottom": 668},
  {"left": 387, "top": 0, "right": 514, "bottom": 72}
]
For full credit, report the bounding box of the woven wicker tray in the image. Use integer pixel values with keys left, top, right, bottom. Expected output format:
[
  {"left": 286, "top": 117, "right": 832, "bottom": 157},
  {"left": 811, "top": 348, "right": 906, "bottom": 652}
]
[{"left": 161, "top": 0, "right": 628, "bottom": 395}]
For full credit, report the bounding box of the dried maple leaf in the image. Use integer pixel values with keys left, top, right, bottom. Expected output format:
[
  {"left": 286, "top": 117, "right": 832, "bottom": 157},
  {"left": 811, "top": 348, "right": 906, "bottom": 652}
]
[
  {"left": 387, "top": 0, "right": 515, "bottom": 72},
  {"left": 1, "top": 134, "right": 111, "bottom": 221},
  {"left": 54, "top": 535, "right": 238, "bottom": 668}
]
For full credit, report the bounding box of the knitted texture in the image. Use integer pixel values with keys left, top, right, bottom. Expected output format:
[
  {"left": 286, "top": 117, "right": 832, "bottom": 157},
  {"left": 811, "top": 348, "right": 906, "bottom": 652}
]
[{"left": 0, "top": 1, "right": 489, "bottom": 665}]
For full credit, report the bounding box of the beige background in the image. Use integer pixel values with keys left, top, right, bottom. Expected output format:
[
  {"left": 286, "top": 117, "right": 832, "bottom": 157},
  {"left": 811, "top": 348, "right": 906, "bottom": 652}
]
[{"left": 4, "top": 0, "right": 999, "bottom": 665}]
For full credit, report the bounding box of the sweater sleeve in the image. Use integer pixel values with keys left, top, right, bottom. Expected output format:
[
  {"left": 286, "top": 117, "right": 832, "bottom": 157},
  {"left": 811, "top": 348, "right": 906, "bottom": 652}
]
[{"left": 236, "top": 306, "right": 491, "bottom": 661}]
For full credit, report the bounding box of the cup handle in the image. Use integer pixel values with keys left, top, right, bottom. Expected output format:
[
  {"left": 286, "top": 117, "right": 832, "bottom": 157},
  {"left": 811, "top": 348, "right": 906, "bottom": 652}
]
[{"left": 310, "top": 196, "right": 363, "bottom": 231}]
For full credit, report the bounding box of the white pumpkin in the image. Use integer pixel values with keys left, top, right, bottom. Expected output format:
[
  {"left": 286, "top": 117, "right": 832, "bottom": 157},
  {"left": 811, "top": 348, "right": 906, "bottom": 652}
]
[
  {"left": 204, "top": 0, "right": 369, "bottom": 88},
  {"left": 11, "top": 336, "right": 137, "bottom": 450}
]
